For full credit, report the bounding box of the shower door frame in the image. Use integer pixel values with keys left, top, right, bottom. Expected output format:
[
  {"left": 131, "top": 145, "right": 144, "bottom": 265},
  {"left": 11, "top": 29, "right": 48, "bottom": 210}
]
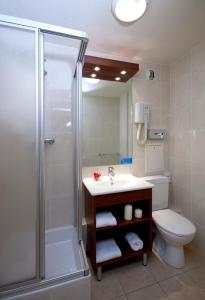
[
  {"left": 0, "top": 21, "right": 42, "bottom": 292},
  {"left": 0, "top": 14, "right": 88, "bottom": 296}
]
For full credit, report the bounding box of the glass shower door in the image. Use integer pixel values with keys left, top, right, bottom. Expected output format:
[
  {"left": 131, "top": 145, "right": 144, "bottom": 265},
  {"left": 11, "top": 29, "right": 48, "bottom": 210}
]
[
  {"left": 0, "top": 24, "right": 40, "bottom": 288},
  {"left": 43, "top": 33, "right": 87, "bottom": 279}
]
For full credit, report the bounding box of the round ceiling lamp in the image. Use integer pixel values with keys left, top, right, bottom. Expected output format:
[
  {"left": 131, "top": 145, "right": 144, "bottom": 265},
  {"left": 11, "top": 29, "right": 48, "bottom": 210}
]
[{"left": 112, "top": 0, "right": 149, "bottom": 23}]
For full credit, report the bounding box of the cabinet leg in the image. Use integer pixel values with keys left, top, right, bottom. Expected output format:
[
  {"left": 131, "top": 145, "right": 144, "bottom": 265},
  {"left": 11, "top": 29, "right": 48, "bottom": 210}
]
[
  {"left": 97, "top": 267, "right": 102, "bottom": 281},
  {"left": 143, "top": 253, "right": 148, "bottom": 266}
]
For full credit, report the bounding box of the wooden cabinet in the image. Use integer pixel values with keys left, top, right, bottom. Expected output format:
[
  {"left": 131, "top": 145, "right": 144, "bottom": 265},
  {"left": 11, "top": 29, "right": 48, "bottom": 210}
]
[{"left": 84, "top": 185, "right": 152, "bottom": 280}]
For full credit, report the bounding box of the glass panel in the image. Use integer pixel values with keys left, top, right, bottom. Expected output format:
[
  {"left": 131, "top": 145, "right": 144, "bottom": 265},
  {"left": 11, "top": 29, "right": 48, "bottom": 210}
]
[
  {"left": 43, "top": 33, "right": 83, "bottom": 279},
  {"left": 0, "top": 25, "right": 38, "bottom": 287}
]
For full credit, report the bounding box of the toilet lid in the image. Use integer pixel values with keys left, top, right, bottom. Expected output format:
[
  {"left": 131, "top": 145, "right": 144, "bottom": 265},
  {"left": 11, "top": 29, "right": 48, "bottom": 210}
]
[{"left": 152, "top": 209, "right": 196, "bottom": 237}]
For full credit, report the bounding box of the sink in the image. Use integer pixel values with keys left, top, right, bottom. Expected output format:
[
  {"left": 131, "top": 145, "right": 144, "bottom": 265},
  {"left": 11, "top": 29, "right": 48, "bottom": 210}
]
[
  {"left": 95, "top": 179, "right": 132, "bottom": 188},
  {"left": 83, "top": 174, "right": 154, "bottom": 196}
]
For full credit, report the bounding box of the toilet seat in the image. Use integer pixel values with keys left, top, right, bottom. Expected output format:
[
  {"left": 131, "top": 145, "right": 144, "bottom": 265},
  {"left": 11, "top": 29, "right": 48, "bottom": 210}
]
[{"left": 152, "top": 209, "right": 196, "bottom": 237}]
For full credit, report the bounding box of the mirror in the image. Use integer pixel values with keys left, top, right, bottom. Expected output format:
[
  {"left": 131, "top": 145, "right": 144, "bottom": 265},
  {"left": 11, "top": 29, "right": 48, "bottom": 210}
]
[{"left": 82, "top": 78, "right": 133, "bottom": 167}]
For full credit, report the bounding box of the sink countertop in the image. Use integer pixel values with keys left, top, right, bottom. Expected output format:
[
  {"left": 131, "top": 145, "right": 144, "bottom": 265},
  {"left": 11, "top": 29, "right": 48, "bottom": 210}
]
[{"left": 83, "top": 174, "right": 154, "bottom": 196}]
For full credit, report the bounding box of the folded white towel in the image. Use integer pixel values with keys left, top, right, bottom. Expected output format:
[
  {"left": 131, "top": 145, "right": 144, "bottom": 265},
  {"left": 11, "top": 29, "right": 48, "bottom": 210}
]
[
  {"left": 125, "top": 232, "right": 143, "bottom": 251},
  {"left": 96, "top": 239, "right": 122, "bottom": 263},
  {"left": 96, "top": 212, "right": 117, "bottom": 228}
]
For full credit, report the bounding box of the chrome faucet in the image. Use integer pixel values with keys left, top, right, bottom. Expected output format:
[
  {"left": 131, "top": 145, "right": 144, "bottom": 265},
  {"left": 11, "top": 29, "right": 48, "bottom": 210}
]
[{"left": 108, "top": 166, "right": 115, "bottom": 185}]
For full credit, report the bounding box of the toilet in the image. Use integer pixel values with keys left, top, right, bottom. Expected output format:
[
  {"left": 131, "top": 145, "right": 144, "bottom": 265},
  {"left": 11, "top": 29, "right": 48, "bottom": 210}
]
[{"left": 142, "top": 176, "right": 196, "bottom": 268}]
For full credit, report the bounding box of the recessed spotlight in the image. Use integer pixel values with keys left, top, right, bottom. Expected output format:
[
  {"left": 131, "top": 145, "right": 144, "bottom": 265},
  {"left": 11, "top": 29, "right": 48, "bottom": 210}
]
[
  {"left": 112, "top": 0, "right": 149, "bottom": 23},
  {"left": 115, "top": 77, "right": 121, "bottom": 81},
  {"left": 94, "top": 66, "right": 100, "bottom": 71},
  {"left": 120, "top": 70, "right": 127, "bottom": 75},
  {"left": 91, "top": 73, "right": 97, "bottom": 78}
]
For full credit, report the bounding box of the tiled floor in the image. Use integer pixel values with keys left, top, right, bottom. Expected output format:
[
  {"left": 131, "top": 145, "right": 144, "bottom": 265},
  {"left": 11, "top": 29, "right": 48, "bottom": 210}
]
[{"left": 90, "top": 247, "right": 205, "bottom": 300}]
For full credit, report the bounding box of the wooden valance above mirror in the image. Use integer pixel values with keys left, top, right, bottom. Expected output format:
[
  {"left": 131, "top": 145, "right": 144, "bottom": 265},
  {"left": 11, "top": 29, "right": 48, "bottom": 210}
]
[{"left": 83, "top": 55, "right": 139, "bottom": 82}]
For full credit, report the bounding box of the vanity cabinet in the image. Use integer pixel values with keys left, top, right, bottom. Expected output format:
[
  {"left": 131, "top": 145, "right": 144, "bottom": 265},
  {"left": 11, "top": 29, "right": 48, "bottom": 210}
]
[{"left": 84, "top": 185, "right": 152, "bottom": 280}]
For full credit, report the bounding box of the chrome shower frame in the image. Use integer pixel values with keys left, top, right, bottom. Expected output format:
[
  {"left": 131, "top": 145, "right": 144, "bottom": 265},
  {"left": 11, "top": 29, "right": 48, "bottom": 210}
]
[{"left": 0, "top": 14, "right": 88, "bottom": 298}]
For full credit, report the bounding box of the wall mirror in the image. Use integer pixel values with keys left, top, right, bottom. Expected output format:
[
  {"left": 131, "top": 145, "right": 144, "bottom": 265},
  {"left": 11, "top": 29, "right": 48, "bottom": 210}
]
[
  {"left": 82, "top": 79, "right": 133, "bottom": 167},
  {"left": 82, "top": 56, "right": 139, "bottom": 167}
]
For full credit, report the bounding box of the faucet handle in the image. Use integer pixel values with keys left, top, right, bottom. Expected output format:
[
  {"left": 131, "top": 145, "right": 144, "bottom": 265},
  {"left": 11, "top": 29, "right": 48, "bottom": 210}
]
[
  {"left": 108, "top": 166, "right": 115, "bottom": 178},
  {"left": 108, "top": 166, "right": 115, "bottom": 171}
]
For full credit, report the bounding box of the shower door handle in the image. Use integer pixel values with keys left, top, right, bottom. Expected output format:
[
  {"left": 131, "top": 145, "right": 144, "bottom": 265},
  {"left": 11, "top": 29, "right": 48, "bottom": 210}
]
[{"left": 44, "top": 137, "right": 55, "bottom": 145}]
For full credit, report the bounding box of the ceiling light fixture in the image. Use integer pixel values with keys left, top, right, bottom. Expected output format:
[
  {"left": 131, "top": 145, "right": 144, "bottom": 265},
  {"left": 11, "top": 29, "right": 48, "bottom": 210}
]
[
  {"left": 120, "top": 70, "right": 127, "bottom": 75},
  {"left": 94, "top": 66, "right": 100, "bottom": 71},
  {"left": 91, "top": 73, "right": 97, "bottom": 78},
  {"left": 115, "top": 77, "right": 121, "bottom": 81},
  {"left": 112, "top": 0, "right": 148, "bottom": 23}
]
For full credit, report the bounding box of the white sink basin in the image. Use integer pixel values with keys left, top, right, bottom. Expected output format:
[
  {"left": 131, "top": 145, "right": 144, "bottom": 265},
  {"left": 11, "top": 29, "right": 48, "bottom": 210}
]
[{"left": 83, "top": 174, "right": 154, "bottom": 196}]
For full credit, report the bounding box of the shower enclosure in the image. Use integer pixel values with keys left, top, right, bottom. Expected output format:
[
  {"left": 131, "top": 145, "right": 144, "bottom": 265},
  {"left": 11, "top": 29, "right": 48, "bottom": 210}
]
[{"left": 0, "top": 15, "right": 90, "bottom": 299}]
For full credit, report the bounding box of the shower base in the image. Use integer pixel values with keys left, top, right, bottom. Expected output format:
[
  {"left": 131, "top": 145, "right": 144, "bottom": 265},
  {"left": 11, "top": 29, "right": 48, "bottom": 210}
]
[
  {"left": 45, "top": 226, "right": 80, "bottom": 278},
  {"left": 2, "top": 226, "right": 90, "bottom": 300}
]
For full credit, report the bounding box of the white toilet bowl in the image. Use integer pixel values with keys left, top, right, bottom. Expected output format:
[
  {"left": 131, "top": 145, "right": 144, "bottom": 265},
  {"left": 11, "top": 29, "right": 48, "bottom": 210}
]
[
  {"left": 153, "top": 209, "right": 196, "bottom": 268},
  {"left": 142, "top": 175, "right": 197, "bottom": 268}
]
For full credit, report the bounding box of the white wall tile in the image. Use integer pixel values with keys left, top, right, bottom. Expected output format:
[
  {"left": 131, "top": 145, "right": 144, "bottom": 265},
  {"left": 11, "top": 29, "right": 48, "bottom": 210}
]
[
  {"left": 132, "top": 64, "right": 170, "bottom": 177},
  {"left": 169, "top": 38, "right": 205, "bottom": 254}
]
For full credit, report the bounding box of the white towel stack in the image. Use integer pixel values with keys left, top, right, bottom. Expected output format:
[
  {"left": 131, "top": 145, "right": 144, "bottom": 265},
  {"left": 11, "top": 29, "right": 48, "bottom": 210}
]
[
  {"left": 96, "top": 212, "right": 117, "bottom": 228},
  {"left": 125, "top": 232, "right": 143, "bottom": 251},
  {"left": 96, "top": 239, "right": 122, "bottom": 263}
]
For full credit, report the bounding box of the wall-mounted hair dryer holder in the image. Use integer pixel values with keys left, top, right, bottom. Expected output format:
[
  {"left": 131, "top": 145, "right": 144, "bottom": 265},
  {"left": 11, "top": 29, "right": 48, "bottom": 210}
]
[{"left": 135, "top": 102, "right": 149, "bottom": 145}]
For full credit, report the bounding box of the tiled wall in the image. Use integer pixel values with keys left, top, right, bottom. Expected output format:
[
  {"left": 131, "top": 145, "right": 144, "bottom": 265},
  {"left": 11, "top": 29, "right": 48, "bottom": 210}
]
[
  {"left": 132, "top": 63, "right": 170, "bottom": 177},
  {"left": 82, "top": 164, "right": 133, "bottom": 179},
  {"left": 169, "top": 39, "right": 205, "bottom": 252},
  {"left": 82, "top": 47, "right": 205, "bottom": 255}
]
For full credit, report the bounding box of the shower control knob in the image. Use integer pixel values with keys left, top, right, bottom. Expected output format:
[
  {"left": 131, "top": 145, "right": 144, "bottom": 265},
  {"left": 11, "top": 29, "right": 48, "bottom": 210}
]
[{"left": 44, "top": 138, "right": 55, "bottom": 145}]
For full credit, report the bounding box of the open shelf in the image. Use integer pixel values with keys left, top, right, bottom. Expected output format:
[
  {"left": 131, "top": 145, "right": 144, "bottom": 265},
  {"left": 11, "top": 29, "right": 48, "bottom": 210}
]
[
  {"left": 96, "top": 246, "right": 146, "bottom": 267},
  {"left": 96, "top": 215, "right": 152, "bottom": 232},
  {"left": 96, "top": 234, "right": 150, "bottom": 267}
]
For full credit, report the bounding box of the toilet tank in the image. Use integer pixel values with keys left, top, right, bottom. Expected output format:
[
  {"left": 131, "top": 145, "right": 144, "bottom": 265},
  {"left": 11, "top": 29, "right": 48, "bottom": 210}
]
[{"left": 141, "top": 176, "right": 170, "bottom": 211}]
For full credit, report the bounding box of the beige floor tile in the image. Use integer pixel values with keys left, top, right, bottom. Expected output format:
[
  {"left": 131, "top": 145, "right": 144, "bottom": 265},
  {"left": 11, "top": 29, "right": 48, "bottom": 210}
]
[
  {"left": 159, "top": 273, "right": 205, "bottom": 300},
  {"left": 89, "top": 247, "right": 205, "bottom": 300},
  {"left": 188, "top": 265, "right": 205, "bottom": 289},
  {"left": 115, "top": 296, "right": 128, "bottom": 300},
  {"left": 16, "top": 292, "right": 51, "bottom": 300},
  {"left": 184, "top": 247, "right": 205, "bottom": 270},
  {"left": 115, "top": 261, "right": 156, "bottom": 294},
  {"left": 147, "top": 252, "right": 184, "bottom": 282},
  {"left": 91, "top": 270, "right": 124, "bottom": 300},
  {"left": 127, "top": 283, "right": 169, "bottom": 300}
]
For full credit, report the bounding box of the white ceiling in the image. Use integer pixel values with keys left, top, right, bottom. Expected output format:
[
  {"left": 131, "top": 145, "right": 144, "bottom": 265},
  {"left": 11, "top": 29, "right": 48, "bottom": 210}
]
[{"left": 0, "top": 0, "right": 205, "bottom": 64}]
